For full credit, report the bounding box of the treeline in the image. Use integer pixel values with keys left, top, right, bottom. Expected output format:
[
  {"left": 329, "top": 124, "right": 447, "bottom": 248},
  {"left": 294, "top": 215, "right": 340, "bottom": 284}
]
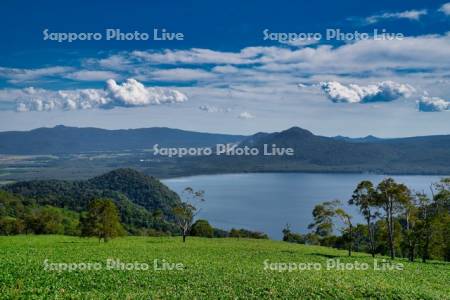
[
  {"left": 189, "top": 219, "right": 268, "bottom": 239},
  {"left": 0, "top": 189, "right": 267, "bottom": 242},
  {"left": 0, "top": 191, "right": 79, "bottom": 235},
  {"left": 283, "top": 177, "right": 450, "bottom": 262}
]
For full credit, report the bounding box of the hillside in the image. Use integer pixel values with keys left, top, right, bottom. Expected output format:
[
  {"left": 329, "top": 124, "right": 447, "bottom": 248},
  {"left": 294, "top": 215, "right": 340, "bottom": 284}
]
[
  {"left": 1, "top": 235, "right": 448, "bottom": 299},
  {"left": 0, "top": 125, "right": 245, "bottom": 154},
  {"left": 1, "top": 169, "right": 182, "bottom": 232}
]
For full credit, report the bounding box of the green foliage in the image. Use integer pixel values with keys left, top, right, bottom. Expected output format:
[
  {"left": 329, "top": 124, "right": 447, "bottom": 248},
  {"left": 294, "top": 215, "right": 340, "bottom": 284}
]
[
  {"left": 190, "top": 219, "right": 213, "bottom": 238},
  {"left": 312, "top": 178, "right": 450, "bottom": 262},
  {"left": 80, "top": 199, "right": 125, "bottom": 242},
  {"left": 282, "top": 224, "right": 304, "bottom": 244},
  {"left": 0, "top": 216, "right": 24, "bottom": 235},
  {"left": 229, "top": 228, "right": 268, "bottom": 239},
  {"left": 0, "top": 190, "right": 79, "bottom": 235},
  {"left": 2, "top": 169, "right": 182, "bottom": 234}
]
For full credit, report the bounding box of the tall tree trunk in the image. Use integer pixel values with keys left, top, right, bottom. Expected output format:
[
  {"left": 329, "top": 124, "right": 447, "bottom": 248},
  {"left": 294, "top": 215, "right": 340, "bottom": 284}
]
[
  {"left": 367, "top": 219, "right": 375, "bottom": 258},
  {"left": 348, "top": 224, "right": 353, "bottom": 257},
  {"left": 387, "top": 200, "right": 395, "bottom": 259},
  {"left": 182, "top": 233, "right": 186, "bottom": 243}
]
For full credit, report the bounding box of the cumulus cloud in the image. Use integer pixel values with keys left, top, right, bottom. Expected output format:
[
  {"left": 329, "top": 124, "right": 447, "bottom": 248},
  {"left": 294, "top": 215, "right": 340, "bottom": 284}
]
[
  {"left": 418, "top": 96, "right": 450, "bottom": 112},
  {"left": 320, "top": 81, "right": 415, "bottom": 104},
  {"left": 238, "top": 112, "right": 255, "bottom": 119},
  {"left": 366, "top": 9, "right": 427, "bottom": 23},
  {"left": 6, "top": 79, "right": 187, "bottom": 112},
  {"left": 104, "top": 78, "right": 187, "bottom": 107},
  {"left": 439, "top": 3, "right": 450, "bottom": 15}
]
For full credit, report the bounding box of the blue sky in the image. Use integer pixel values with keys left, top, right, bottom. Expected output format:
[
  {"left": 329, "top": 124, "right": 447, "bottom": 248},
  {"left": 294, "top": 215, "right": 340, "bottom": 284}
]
[{"left": 0, "top": 0, "right": 449, "bottom": 136}]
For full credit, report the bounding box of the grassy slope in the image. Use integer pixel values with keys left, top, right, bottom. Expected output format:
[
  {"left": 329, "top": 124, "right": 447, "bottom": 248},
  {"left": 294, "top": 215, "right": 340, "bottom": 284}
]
[{"left": 0, "top": 236, "right": 449, "bottom": 299}]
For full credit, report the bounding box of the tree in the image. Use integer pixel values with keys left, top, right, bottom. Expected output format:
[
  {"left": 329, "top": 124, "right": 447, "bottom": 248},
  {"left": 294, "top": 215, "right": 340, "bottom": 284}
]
[
  {"left": 308, "top": 200, "right": 339, "bottom": 239},
  {"left": 400, "top": 193, "right": 418, "bottom": 262},
  {"left": 173, "top": 187, "right": 205, "bottom": 243},
  {"left": 412, "top": 193, "right": 432, "bottom": 262},
  {"left": 81, "top": 199, "right": 125, "bottom": 242},
  {"left": 335, "top": 208, "right": 354, "bottom": 256},
  {"left": 282, "top": 223, "right": 304, "bottom": 244},
  {"left": 190, "top": 219, "right": 213, "bottom": 238},
  {"left": 0, "top": 217, "right": 24, "bottom": 235},
  {"left": 349, "top": 180, "right": 378, "bottom": 257},
  {"left": 376, "top": 178, "right": 410, "bottom": 259}
]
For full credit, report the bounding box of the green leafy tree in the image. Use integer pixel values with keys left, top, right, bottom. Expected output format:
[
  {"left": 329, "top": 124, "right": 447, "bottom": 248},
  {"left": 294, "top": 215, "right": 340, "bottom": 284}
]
[
  {"left": 81, "top": 199, "right": 125, "bottom": 242},
  {"left": 190, "top": 219, "right": 213, "bottom": 238},
  {"left": 376, "top": 178, "right": 410, "bottom": 259},
  {"left": 308, "top": 200, "right": 339, "bottom": 239},
  {"left": 349, "top": 180, "right": 378, "bottom": 257}
]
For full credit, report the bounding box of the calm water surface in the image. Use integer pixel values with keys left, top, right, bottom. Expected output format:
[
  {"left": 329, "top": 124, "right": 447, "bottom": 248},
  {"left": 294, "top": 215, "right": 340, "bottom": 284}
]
[{"left": 163, "top": 173, "right": 444, "bottom": 239}]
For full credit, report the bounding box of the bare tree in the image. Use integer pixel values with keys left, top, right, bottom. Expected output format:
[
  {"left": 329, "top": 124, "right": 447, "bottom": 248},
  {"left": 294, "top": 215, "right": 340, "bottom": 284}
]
[{"left": 173, "top": 187, "right": 205, "bottom": 243}]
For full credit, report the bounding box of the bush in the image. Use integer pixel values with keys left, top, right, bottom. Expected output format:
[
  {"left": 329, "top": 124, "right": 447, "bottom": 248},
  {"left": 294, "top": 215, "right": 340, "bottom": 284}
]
[
  {"left": 0, "top": 217, "right": 25, "bottom": 235},
  {"left": 190, "top": 219, "right": 213, "bottom": 238}
]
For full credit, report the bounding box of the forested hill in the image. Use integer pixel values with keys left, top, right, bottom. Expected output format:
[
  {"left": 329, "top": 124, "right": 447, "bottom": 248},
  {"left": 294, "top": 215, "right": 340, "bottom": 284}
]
[{"left": 1, "top": 168, "right": 182, "bottom": 232}]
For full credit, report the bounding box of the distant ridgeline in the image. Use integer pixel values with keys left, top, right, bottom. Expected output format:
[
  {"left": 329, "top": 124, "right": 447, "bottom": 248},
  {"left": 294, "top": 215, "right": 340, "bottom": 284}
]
[{"left": 0, "top": 125, "right": 450, "bottom": 175}]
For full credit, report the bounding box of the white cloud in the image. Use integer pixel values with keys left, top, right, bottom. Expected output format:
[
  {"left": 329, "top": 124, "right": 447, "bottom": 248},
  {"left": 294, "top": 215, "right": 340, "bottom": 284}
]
[
  {"left": 88, "top": 34, "right": 450, "bottom": 82},
  {"left": 150, "top": 68, "right": 216, "bottom": 82},
  {"left": 366, "top": 9, "right": 427, "bottom": 23},
  {"left": 238, "top": 112, "right": 255, "bottom": 119},
  {"left": 5, "top": 79, "right": 187, "bottom": 112},
  {"left": 212, "top": 65, "right": 239, "bottom": 74},
  {"left": 0, "top": 66, "right": 72, "bottom": 83},
  {"left": 439, "top": 3, "right": 450, "bottom": 15},
  {"left": 132, "top": 48, "right": 255, "bottom": 65},
  {"left": 418, "top": 96, "right": 450, "bottom": 112},
  {"left": 320, "top": 81, "right": 415, "bottom": 103},
  {"left": 65, "top": 70, "right": 120, "bottom": 81}
]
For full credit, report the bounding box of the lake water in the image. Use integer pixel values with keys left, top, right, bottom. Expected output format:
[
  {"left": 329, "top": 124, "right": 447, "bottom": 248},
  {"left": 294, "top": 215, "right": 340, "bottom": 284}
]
[{"left": 163, "top": 173, "right": 445, "bottom": 239}]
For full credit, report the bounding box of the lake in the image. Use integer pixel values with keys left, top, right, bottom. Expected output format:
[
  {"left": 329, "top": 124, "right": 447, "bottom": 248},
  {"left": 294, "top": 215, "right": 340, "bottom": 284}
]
[{"left": 163, "top": 173, "right": 445, "bottom": 239}]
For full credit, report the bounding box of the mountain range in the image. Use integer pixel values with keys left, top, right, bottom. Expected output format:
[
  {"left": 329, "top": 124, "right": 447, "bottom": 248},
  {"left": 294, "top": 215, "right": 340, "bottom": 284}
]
[{"left": 0, "top": 125, "right": 449, "bottom": 176}]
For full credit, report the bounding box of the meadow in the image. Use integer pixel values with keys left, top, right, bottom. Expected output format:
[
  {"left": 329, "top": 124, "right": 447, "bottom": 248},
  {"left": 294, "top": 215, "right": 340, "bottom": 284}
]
[{"left": 0, "top": 235, "right": 449, "bottom": 299}]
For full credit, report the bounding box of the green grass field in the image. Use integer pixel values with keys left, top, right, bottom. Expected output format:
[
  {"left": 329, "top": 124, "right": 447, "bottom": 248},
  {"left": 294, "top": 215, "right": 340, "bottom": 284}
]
[{"left": 0, "top": 236, "right": 449, "bottom": 299}]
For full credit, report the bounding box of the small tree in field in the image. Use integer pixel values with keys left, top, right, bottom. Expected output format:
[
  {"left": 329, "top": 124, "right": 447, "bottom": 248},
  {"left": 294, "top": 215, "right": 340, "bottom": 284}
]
[
  {"left": 173, "top": 187, "right": 205, "bottom": 243},
  {"left": 335, "top": 207, "right": 354, "bottom": 257},
  {"left": 81, "top": 198, "right": 125, "bottom": 242}
]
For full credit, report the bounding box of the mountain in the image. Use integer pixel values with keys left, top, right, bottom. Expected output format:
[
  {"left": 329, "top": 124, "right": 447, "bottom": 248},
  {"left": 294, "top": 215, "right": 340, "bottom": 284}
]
[
  {"left": 1, "top": 169, "right": 183, "bottom": 232},
  {"left": 0, "top": 125, "right": 245, "bottom": 154},
  {"left": 229, "top": 127, "right": 450, "bottom": 174}
]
